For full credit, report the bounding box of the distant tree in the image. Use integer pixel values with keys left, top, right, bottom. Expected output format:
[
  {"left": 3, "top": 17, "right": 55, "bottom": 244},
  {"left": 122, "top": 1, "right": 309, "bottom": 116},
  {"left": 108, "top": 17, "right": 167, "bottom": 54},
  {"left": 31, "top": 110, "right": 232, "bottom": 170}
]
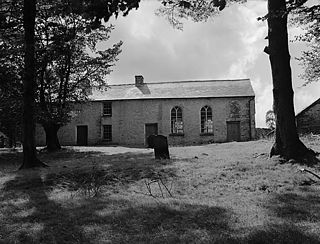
[
  {"left": 159, "top": 0, "right": 317, "bottom": 162},
  {"left": 265, "top": 110, "right": 276, "bottom": 130}
]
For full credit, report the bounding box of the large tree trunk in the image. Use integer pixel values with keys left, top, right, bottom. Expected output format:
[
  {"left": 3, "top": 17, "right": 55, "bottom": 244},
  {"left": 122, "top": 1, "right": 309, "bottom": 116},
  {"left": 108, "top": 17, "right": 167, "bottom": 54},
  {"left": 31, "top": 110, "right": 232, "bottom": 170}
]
[
  {"left": 20, "top": 0, "right": 46, "bottom": 169},
  {"left": 268, "top": 0, "right": 314, "bottom": 161},
  {"left": 43, "top": 123, "right": 61, "bottom": 151},
  {"left": 7, "top": 128, "right": 15, "bottom": 148}
]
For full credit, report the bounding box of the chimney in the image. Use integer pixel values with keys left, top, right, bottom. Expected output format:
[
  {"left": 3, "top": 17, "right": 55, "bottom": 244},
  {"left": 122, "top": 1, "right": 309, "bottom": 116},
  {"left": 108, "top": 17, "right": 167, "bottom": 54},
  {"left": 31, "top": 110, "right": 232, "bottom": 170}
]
[{"left": 135, "top": 75, "right": 144, "bottom": 86}]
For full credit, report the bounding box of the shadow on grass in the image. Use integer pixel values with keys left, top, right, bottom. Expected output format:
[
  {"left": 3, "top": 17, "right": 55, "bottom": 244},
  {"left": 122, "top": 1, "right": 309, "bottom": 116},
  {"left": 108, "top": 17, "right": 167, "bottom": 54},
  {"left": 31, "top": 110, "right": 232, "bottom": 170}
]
[
  {"left": 266, "top": 191, "right": 320, "bottom": 223},
  {"left": 1, "top": 168, "right": 236, "bottom": 243},
  {"left": 2, "top": 171, "right": 320, "bottom": 243},
  {"left": 69, "top": 199, "right": 235, "bottom": 243},
  {"left": 0, "top": 150, "right": 22, "bottom": 172},
  {"left": 42, "top": 150, "right": 177, "bottom": 195},
  {"left": 257, "top": 191, "right": 320, "bottom": 243},
  {"left": 239, "top": 223, "right": 320, "bottom": 244},
  {"left": 2, "top": 148, "right": 320, "bottom": 243},
  {"left": 1, "top": 171, "right": 94, "bottom": 244},
  {"left": 1, "top": 148, "right": 176, "bottom": 193}
]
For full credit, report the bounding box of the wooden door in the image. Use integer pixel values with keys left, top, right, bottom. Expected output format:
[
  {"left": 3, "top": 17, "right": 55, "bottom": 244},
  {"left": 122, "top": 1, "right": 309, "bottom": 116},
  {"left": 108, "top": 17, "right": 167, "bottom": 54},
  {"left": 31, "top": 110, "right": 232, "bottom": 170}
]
[
  {"left": 145, "top": 123, "right": 158, "bottom": 146},
  {"left": 227, "top": 121, "right": 240, "bottom": 142},
  {"left": 77, "top": 125, "right": 88, "bottom": 146}
]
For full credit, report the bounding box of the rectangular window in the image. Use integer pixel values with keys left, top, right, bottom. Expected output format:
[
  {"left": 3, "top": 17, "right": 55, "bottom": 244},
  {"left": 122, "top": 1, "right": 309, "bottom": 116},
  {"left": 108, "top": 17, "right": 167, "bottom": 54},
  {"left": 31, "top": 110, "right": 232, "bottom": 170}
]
[
  {"left": 103, "top": 125, "right": 112, "bottom": 141},
  {"left": 103, "top": 102, "right": 112, "bottom": 116}
]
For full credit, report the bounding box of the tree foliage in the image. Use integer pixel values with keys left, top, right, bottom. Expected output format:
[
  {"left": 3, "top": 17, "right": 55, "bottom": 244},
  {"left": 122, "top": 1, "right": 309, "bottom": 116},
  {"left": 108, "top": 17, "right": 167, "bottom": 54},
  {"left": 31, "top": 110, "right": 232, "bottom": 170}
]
[
  {"left": 292, "top": 3, "right": 320, "bottom": 85},
  {"left": 35, "top": 2, "right": 123, "bottom": 150},
  {"left": 0, "top": 0, "right": 141, "bottom": 167},
  {"left": 37, "top": 7, "right": 118, "bottom": 114},
  {"left": 0, "top": 44, "right": 23, "bottom": 146},
  {"left": 1, "top": 0, "right": 139, "bottom": 152},
  {"left": 157, "top": 0, "right": 245, "bottom": 30},
  {"left": 0, "top": 0, "right": 24, "bottom": 141}
]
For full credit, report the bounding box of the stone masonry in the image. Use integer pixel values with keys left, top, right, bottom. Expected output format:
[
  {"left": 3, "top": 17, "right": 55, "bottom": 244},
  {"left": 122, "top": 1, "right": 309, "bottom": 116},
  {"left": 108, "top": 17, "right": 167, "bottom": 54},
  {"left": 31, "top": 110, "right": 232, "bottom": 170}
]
[{"left": 36, "top": 97, "right": 255, "bottom": 146}]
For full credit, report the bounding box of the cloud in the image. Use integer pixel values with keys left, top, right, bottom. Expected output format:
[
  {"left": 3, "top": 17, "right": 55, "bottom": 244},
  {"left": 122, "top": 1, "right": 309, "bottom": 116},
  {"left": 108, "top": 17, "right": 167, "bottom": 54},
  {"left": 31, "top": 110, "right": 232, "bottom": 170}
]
[
  {"left": 226, "top": 2, "right": 267, "bottom": 78},
  {"left": 103, "top": 1, "right": 268, "bottom": 82}
]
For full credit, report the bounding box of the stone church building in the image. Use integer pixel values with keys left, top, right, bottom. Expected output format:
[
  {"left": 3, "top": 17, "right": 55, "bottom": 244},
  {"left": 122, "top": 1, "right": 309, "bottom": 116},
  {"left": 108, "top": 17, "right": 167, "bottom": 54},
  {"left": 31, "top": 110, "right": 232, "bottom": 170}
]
[
  {"left": 296, "top": 98, "right": 320, "bottom": 134},
  {"left": 35, "top": 76, "right": 256, "bottom": 147}
]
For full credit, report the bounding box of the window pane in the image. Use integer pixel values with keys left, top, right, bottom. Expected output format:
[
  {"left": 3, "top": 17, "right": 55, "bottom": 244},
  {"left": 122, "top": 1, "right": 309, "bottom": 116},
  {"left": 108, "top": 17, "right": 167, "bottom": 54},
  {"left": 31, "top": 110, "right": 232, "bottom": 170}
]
[
  {"left": 207, "top": 107, "right": 212, "bottom": 118},
  {"left": 207, "top": 120, "right": 213, "bottom": 133},
  {"left": 103, "top": 102, "right": 112, "bottom": 116},
  {"left": 200, "top": 106, "right": 213, "bottom": 134},
  {"left": 171, "top": 106, "right": 183, "bottom": 134},
  {"left": 176, "top": 107, "right": 182, "bottom": 118},
  {"left": 103, "top": 125, "right": 112, "bottom": 141}
]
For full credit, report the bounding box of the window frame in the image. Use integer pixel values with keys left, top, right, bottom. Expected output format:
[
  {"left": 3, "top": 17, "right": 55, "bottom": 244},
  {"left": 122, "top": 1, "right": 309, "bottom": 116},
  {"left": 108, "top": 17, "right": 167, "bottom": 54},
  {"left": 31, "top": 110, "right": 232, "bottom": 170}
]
[
  {"left": 103, "top": 125, "right": 112, "bottom": 141},
  {"left": 200, "top": 105, "right": 213, "bottom": 134},
  {"left": 170, "top": 106, "right": 184, "bottom": 135},
  {"left": 103, "top": 102, "right": 112, "bottom": 116}
]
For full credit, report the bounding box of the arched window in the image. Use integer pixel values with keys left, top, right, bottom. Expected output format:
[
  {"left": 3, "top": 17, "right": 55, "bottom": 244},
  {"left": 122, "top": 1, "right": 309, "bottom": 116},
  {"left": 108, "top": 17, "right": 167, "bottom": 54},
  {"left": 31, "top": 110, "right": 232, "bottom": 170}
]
[
  {"left": 201, "top": 106, "right": 213, "bottom": 133},
  {"left": 171, "top": 106, "right": 183, "bottom": 134}
]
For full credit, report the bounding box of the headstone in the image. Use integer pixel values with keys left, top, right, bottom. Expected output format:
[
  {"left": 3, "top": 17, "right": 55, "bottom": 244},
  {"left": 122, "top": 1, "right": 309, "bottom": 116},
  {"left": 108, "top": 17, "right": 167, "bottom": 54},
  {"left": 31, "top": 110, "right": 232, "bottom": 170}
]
[
  {"left": 147, "top": 135, "right": 170, "bottom": 159},
  {"left": 147, "top": 134, "right": 156, "bottom": 148}
]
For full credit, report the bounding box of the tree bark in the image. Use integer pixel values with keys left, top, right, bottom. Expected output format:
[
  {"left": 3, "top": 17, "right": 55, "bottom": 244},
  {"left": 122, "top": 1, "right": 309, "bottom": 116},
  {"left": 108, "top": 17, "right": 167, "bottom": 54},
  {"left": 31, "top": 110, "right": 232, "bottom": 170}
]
[
  {"left": 268, "top": 0, "right": 314, "bottom": 161},
  {"left": 20, "top": 0, "right": 46, "bottom": 169},
  {"left": 43, "top": 123, "right": 61, "bottom": 151}
]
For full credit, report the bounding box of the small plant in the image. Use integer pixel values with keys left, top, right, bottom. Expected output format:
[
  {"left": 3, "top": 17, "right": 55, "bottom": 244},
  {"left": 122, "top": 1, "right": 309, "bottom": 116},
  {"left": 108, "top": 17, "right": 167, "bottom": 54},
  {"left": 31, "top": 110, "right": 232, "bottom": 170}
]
[
  {"left": 144, "top": 178, "right": 174, "bottom": 199},
  {"left": 75, "top": 163, "right": 106, "bottom": 197},
  {"left": 64, "top": 161, "right": 117, "bottom": 197},
  {"left": 143, "top": 170, "right": 175, "bottom": 199}
]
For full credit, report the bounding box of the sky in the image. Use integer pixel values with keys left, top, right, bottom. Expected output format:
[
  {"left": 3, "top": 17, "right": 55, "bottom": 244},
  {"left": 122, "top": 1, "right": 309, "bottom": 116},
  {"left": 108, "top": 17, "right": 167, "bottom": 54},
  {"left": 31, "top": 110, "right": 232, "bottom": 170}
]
[{"left": 98, "top": 0, "right": 320, "bottom": 128}]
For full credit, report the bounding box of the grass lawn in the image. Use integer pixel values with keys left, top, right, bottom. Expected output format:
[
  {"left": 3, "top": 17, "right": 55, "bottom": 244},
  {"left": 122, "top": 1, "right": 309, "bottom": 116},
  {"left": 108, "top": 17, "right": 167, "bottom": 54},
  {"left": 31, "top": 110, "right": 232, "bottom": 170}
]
[{"left": 0, "top": 137, "right": 320, "bottom": 243}]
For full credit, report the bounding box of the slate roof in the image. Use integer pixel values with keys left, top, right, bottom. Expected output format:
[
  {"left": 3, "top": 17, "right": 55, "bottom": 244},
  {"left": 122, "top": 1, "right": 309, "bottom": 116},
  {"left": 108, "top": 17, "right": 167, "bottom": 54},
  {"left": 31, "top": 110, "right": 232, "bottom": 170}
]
[{"left": 90, "top": 78, "right": 254, "bottom": 101}]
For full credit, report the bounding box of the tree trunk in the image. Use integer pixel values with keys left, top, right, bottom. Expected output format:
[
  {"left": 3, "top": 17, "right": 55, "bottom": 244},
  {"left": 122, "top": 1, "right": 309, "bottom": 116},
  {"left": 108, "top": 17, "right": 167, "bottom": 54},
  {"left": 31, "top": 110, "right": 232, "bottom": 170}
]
[
  {"left": 43, "top": 123, "right": 61, "bottom": 151},
  {"left": 20, "top": 0, "right": 46, "bottom": 169},
  {"left": 267, "top": 0, "right": 314, "bottom": 161},
  {"left": 7, "top": 129, "right": 15, "bottom": 148}
]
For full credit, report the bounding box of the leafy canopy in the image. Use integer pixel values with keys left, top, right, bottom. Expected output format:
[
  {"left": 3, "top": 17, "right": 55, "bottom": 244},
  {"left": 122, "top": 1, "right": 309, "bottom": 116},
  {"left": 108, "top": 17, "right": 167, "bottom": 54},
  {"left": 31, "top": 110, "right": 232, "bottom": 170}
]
[{"left": 291, "top": 2, "right": 320, "bottom": 85}]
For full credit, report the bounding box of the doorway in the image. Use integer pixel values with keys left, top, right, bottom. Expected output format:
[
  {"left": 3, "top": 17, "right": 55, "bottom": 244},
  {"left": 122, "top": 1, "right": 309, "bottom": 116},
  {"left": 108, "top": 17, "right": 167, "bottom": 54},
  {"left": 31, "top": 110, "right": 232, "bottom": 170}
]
[
  {"left": 77, "top": 125, "right": 88, "bottom": 146},
  {"left": 227, "top": 121, "right": 240, "bottom": 142}
]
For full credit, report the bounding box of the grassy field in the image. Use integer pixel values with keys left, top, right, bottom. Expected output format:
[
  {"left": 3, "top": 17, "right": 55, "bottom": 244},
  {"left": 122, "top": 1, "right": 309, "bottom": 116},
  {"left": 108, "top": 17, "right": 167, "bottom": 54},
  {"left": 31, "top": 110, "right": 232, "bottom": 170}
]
[{"left": 0, "top": 137, "right": 320, "bottom": 243}]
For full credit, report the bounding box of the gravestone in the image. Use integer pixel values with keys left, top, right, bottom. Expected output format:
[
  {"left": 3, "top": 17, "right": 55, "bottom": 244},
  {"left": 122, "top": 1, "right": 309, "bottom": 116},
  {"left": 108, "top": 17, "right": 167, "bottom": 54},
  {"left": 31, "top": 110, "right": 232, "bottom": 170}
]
[{"left": 147, "top": 135, "right": 170, "bottom": 159}]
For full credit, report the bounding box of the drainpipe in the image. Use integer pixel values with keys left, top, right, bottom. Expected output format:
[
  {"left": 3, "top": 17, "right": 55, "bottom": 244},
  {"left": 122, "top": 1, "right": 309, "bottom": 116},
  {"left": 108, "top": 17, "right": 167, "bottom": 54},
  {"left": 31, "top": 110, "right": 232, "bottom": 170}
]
[{"left": 248, "top": 97, "right": 255, "bottom": 140}]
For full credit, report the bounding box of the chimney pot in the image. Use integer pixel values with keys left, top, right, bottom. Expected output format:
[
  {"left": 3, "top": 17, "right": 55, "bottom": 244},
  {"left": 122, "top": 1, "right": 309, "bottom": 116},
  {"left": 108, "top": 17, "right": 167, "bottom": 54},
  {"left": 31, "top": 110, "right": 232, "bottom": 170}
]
[{"left": 135, "top": 75, "right": 144, "bottom": 86}]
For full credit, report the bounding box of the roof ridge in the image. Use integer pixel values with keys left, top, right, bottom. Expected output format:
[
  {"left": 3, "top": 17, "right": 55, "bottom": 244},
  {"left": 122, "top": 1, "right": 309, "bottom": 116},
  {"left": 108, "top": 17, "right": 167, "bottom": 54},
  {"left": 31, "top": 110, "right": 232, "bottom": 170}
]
[{"left": 107, "top": 78, "right": 250, "bottom": 87}]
